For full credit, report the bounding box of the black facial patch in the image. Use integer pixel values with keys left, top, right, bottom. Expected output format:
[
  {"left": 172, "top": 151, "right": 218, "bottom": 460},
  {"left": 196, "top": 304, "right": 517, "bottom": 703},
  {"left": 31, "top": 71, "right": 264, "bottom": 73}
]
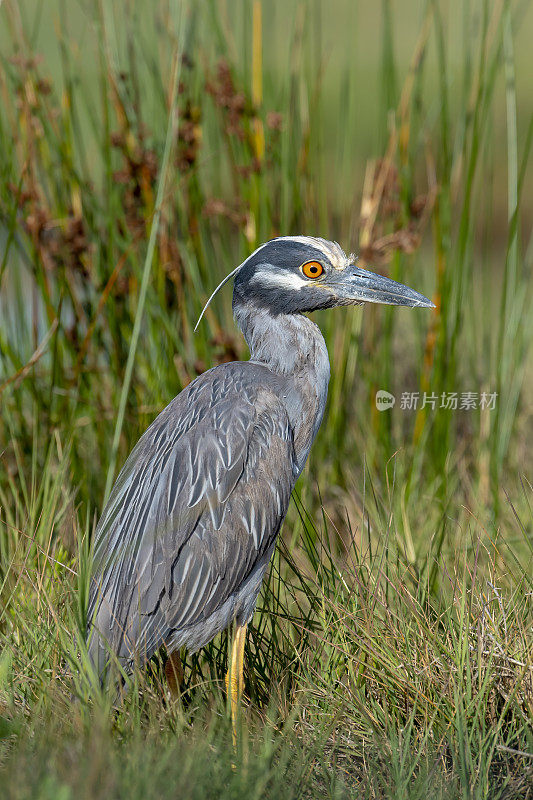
[
  {"left": 234, "top": 240, "right": 329, "bottom": 289},
  {"left": 232, "top": 240, "right": 329, "bottom": 316},
  {"left": 232, "top": 238, "right": 350, "bottom": 316}
]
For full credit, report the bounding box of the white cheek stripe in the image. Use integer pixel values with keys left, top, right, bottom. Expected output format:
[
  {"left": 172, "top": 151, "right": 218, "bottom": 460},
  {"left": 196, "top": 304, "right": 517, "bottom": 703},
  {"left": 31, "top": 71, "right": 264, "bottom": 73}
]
[{"left": 250, "top": 270, "right": 309, "bottom": 290}]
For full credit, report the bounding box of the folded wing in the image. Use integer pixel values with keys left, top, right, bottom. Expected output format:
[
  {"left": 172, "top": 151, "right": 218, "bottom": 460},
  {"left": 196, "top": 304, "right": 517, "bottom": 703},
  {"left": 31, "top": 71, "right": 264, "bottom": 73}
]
[{"left": 87, "top": 365, "right": 297, "bottom": 676}]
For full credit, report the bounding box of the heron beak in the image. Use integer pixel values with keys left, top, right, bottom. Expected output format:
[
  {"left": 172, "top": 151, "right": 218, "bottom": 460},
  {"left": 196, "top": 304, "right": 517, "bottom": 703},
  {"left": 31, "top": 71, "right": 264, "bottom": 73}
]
[{"left": 335, "top": 265, "right": 435, "bottom": 308}]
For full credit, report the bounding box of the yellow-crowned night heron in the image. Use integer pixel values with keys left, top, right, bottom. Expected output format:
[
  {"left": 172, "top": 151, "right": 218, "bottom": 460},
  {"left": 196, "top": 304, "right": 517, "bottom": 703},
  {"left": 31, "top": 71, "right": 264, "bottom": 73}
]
[{"left": 87, "top": 236, "right": 433, "bottom": 733}]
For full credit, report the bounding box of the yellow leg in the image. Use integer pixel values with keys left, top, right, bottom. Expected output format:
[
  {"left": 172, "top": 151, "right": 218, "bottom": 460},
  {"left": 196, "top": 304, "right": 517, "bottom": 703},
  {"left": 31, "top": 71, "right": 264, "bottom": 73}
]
[{"left": 225, "top": 622, "right": 247, "bottom": 748}]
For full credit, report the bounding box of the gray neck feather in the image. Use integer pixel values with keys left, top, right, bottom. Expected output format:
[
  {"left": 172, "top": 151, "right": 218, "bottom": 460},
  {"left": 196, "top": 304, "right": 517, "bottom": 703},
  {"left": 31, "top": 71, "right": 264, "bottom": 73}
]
[
  {"left": 233, "top": 299, "right": 329, "bottom": 378},
  {"left": 233, "top": 299, "right": 331, "bottom": 471}
]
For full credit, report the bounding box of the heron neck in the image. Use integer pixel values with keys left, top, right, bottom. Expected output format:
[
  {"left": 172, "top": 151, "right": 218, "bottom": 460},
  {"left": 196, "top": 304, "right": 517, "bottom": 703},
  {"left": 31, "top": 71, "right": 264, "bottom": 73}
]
[
  {"left": 233, "top": 300, "right": 330, "bottom": 471},
  {"left": 233, "top": 301, "right": 328, "bottom": 378}
]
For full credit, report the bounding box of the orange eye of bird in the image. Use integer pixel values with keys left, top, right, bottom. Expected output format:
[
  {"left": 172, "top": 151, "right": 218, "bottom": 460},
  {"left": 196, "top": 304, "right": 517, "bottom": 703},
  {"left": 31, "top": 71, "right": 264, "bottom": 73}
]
[{"left": 301, "top": 260, "right": 324, "bottom": 279}]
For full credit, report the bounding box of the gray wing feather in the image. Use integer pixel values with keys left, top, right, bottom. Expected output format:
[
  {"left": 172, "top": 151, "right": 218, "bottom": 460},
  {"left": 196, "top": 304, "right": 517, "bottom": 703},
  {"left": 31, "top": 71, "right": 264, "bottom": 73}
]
[{"left": 87, "top": 364, "right": 297, "bottom": 676}]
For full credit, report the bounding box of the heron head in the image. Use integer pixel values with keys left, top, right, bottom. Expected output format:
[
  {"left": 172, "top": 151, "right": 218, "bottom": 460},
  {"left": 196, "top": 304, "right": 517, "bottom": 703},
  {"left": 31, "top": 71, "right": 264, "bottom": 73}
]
[
  {"left": 195, "top": 236, "right": 433, "bottom": 329},
  {"left": 232, "top": 236, "right": 434, "bottom": 314}
]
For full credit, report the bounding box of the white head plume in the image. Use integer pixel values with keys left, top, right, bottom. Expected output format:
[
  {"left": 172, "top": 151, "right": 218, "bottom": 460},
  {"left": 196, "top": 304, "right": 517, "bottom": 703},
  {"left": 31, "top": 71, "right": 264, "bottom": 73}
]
[
  {"left": 194, "top": 239, "right": 278, "bottom": 332},
  {"left": 194, "top": 263, "right": 243, "bottom": 332}
]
